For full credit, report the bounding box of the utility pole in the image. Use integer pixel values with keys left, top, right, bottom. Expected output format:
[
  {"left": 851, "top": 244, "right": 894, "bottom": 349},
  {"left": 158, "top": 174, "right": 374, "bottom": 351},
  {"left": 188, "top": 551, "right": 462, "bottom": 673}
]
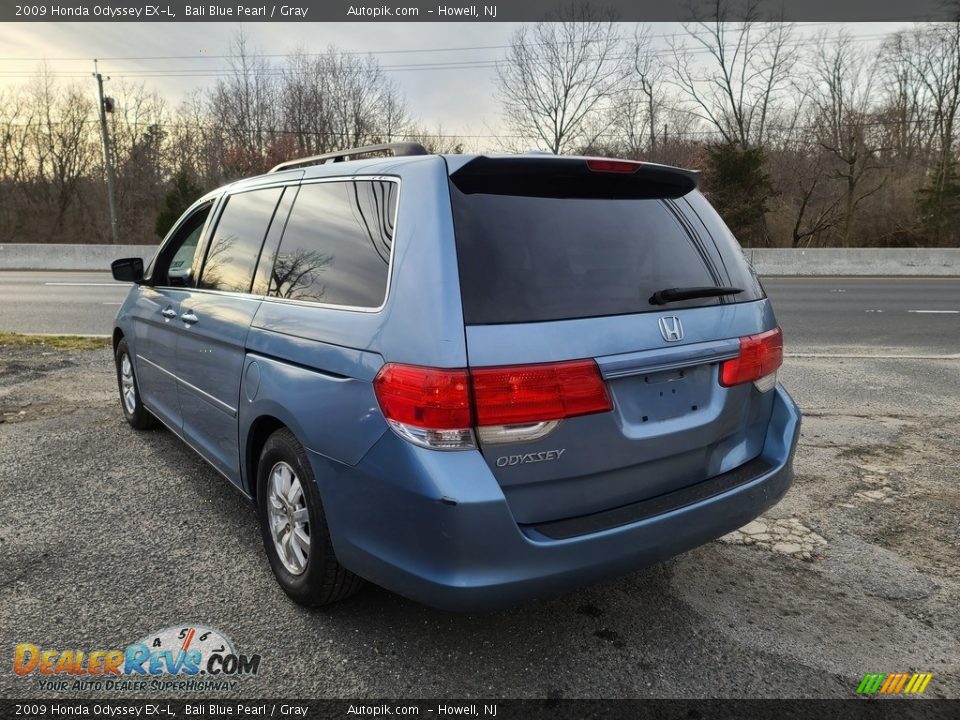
[{"left": 93, "top": 59, "right": 119, "bottom": 244}]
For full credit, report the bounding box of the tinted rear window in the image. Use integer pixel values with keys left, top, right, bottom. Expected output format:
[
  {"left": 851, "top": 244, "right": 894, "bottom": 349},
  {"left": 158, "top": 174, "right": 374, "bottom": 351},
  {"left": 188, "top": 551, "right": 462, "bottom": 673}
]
[
  {"left": 267, "top": 180, "right": 397, "bottom": 308},
  {"left": 451, "top": 186, "right": 759, "bottom": 325}
]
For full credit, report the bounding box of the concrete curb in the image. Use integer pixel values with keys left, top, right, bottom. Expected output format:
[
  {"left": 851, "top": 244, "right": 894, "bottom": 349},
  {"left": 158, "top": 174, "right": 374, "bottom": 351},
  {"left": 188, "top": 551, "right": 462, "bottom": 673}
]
[
  {"left": 746, "top": 248, "right": 960, "bottom": 276},
  {"left": 0, "top": 244, "right": 156, "bottom": 271},
  {"left": 2, "top": 244, "right": 959, "bottom": 276}
]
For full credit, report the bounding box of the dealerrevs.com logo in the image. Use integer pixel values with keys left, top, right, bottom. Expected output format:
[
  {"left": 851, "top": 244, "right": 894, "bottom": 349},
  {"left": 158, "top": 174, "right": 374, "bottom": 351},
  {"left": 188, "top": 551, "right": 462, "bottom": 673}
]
[{"left": 13, "top": 625, "right": 261, "bottom": 693}]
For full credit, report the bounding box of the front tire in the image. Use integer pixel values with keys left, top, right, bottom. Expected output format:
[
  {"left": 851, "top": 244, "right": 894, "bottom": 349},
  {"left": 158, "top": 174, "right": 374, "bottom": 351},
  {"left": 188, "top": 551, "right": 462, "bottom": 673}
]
[
  {"left": 256, "top": 428, "right": 364, "bottom": 607},
  {"left": 115, "top": 338, "right": 158, "bottom": 430}
]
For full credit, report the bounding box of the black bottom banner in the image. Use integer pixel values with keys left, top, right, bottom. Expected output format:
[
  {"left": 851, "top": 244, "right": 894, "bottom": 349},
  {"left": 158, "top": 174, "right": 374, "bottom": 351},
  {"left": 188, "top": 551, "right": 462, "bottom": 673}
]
[{"left": 3, "top": 699, "right": 959, "bottom": 720}]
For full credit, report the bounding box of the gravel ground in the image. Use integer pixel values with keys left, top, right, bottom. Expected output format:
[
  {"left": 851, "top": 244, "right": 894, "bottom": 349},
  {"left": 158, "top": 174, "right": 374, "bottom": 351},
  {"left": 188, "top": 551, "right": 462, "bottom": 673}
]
[{"left": 0, "top": 344, "right": 958, "bottom": 699}]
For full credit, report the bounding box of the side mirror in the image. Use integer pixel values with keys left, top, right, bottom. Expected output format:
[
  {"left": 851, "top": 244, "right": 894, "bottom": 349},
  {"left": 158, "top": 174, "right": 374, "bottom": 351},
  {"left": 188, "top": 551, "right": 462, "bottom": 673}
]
[{"left": 111, "top": 257, "right": 145, "bottom": 284}]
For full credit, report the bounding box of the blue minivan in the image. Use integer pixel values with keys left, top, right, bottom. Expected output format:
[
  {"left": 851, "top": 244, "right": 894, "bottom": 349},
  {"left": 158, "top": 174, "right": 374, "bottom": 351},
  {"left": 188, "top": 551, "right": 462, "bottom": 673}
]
[{"left": 111, "top": 144, "right": 801, "bottom": 611}]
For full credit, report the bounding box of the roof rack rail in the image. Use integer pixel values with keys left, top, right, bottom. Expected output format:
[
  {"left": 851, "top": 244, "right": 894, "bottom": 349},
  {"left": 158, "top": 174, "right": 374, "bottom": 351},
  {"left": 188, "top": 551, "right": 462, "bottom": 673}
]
[{"left": 268, "top": 142, "right": 429, "bottom": 173}]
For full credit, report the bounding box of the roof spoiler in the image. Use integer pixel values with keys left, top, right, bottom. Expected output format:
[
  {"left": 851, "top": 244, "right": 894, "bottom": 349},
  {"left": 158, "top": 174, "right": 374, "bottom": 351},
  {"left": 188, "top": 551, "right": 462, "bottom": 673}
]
[
  {"left": 269, "top": 142, "right": 429, "bottom": 173},
  {"left": 450, "top": 155, "right": 700, "bottom": 199}
]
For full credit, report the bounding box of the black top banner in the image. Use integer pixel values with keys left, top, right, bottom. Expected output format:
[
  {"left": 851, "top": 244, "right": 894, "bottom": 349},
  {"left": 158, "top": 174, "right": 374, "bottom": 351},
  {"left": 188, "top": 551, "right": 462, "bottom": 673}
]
[
  {"left": 1, "top": 0, "right": 958, "bottom": 23},
  {"left": 2, "top": 699, "right": 960, "bottom": 720}
]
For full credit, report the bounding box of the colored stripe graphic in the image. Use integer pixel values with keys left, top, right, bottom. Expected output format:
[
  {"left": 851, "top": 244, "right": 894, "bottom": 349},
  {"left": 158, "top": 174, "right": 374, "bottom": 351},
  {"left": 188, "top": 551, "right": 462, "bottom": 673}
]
[
  {"left": 857, "top": 674, "right": 886, "bottom": 694},
  {"left": 857, "top": 672, "right": 932, "bottom": 695},
  {"left": 879, "top": 674, "right": 898, "bottom": 694},
  {"left": 892, "top": 673, "right": 909, "bottom": 694}
]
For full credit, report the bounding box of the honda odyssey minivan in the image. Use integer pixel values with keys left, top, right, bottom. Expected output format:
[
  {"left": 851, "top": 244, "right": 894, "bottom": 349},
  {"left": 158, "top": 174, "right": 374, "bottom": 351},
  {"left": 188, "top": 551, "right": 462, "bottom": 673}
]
[{"left": 111, "top": 144, "right": 801, "bottom": 611}]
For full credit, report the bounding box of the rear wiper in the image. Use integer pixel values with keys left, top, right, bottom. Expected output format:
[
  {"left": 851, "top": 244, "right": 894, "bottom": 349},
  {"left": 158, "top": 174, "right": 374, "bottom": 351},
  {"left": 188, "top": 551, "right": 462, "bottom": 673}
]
[{"left": 649, "top": 286, "right": 743, "bottom": 306}]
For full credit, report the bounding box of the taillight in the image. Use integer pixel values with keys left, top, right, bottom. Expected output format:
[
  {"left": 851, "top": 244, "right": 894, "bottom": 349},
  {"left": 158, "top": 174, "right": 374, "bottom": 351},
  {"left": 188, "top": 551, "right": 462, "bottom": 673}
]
[
  {"left": 373, "top": 359, "right": 611, "bottom": 450},
  {"left": 719, "top": 327, "right": 783, "bottom": 392},
  {"left": 586, "top": 158, "right": 642, "bottom": 174},
  {"left": 373, "top": 365, "right": 473, "bottom": 450},
  {"left": 471, "top": 360, "right": 611, "bottom": 426}
]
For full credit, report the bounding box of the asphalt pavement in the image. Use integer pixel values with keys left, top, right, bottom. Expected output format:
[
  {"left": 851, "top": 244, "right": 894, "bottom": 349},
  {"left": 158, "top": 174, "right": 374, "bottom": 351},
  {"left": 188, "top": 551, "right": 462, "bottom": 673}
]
[
  {"left": 1, "top": 272, "right": 959, "bottom": 353},
  {"left": 0, "top": 271, "right": 131, "bottom": 337},
  {"left": 763, "top": 276, "right": 960, "bottom": 355}
]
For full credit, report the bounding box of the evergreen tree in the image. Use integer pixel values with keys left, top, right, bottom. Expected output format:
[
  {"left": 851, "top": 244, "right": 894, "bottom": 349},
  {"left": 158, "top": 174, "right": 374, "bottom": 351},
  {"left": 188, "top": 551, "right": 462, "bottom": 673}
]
[
  {"left": 704, "top": 144, "right": 775, "bottom": 247},
  {"left": 917, "top": 157, "right": 960, "bottom": 246},
  {"left": 155, "top": 172, "right": 204, "bottom": 239}
]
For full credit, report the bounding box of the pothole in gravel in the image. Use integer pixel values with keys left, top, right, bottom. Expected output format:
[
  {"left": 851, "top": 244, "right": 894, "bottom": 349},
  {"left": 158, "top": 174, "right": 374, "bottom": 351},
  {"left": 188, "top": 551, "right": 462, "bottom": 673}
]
[
  {"left": 0, "top": 400, "right": 72, "bottom": 423},
  {"left": 854, "top": 487, "right": 897, "bottom": 504},
  {"left": 0, "top": 357, "right": 76, "bottom": 386},
  {"left": 847, "top": 462, "right": 901, "bottom": 505},
  {"left": 719, "top": 516, "right": 828, "bottom": 561}
]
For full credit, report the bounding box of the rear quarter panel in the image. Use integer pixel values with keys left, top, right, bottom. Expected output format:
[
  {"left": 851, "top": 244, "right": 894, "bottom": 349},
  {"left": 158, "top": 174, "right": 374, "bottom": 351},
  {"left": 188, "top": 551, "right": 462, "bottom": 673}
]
[
  {"left": 240, "top": 155, "right": 469, "bottom": 490},
  {"left": 238, "top": 339, "right": 386, "bottom": 472}
]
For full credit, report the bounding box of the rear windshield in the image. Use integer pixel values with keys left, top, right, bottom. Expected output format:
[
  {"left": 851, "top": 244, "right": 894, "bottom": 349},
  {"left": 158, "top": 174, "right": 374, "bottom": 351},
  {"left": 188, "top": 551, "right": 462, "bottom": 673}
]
[{"left": 450, "top": 186, "right": 763, "bottom": 325}]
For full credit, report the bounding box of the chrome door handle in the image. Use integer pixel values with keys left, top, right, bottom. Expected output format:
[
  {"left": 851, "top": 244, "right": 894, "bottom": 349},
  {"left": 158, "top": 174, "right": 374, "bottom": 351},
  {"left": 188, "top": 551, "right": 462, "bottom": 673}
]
[
  {"left": 181, "top": 312, "right": 199, "bottom": 325},
  {"left": 161, "top": 307, "right": 177, "bottom": 319}
]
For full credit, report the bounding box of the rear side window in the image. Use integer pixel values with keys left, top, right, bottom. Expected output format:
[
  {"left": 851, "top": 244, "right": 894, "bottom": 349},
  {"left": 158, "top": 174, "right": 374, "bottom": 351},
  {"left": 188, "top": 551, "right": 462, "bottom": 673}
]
[
  {"left": 267, "top": 179, "right": 397, "bottom": 308},
  {"left": 681, "top": 190, "right": 765, "bottom": 300},
  {"left": 199, "top": 187, "right": 283, "bottom": 293},
  {"left": 451, "top": 188, "right": 732, "bottom": 325}
]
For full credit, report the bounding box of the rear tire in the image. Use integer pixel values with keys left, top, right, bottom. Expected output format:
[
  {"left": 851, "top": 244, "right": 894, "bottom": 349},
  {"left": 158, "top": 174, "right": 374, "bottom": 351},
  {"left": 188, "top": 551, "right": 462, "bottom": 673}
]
[
  {"left": 115, "top": 338, "right": 158, "bottom": 430},
  {"left": 256, "top": 428, "right": 364, "bottom": 607}
]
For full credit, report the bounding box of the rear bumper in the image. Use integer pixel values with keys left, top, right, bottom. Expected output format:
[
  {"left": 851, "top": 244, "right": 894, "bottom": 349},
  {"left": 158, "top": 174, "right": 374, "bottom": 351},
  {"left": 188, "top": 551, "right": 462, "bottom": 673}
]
[{"left": 313, "top": 384, "right": 801, "bottom": 612}]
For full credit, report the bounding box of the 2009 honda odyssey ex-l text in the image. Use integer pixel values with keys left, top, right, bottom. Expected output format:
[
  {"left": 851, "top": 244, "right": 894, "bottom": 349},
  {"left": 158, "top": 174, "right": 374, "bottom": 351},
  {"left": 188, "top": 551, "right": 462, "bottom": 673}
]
[{"left": 111, "top": 144, "right": 801, "bottom": 611}]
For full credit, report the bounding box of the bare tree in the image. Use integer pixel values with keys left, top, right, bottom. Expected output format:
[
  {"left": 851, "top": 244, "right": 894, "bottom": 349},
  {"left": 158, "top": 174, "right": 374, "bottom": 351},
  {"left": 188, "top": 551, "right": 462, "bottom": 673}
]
[
  {"left": 884, "top": 23, "right": 960, "bottom": 244},
  {"left": 279, "top": 49, "right": 331, "bottom": 156},
  {"left": 27, "top": 69, "right": 97, "bottom": 233},
  {"left": 108, "top": 82, "right": 168, "bottom": 240},
  {"left": 403, "top": 124, "right": 466, "bottom": 154},
  {"left": 631, "top": 24, "right": 665, "bottom": 151},
  {"left": 0, "top": 88, "right": 29, "bottom": 185},
  {"left": 497, "top": 3, "right": 628, "bottom": 154},
  {"left": 600, "top": 25, "right": 666, "bottom": 158},
  {"left": 880, "top": 31, "right": 936, "bottom": 164},
  {"left": 325, "top": 52, "right": 407, "bottom": 149},
  {"left": 772, "top": 143, "right": 843, "bottom": 247},
  {"left": 275, "top": 46, "right": 409, "bottom": 158},
  {"left": 809, "top": 31, "right": 888, "bottom": 246},
  {"left": 0, "top": 87, "right": 31, "bottom": 238},
  {"left": 167, "top": 90, "right": 223, "bottom": 187},
  {"left": 670, "top": 0, "right": 796, "bottom": 148},
  {"left": 209, "top": 29, "right": 280, "bottom": 174}
]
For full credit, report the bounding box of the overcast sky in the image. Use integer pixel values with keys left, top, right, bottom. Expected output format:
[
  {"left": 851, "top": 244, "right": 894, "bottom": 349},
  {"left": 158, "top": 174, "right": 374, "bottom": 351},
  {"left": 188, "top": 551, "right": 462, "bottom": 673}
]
[{"left": 0, "top": 21, "right": 915, "bottom": 140}]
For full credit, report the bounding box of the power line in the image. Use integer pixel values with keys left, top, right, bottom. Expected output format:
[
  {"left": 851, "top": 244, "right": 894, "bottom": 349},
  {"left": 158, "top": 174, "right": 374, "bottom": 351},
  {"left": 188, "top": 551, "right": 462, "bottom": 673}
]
[
  {"left": 0, "top": 32, "right": 899, "bottom": 80},
  {"left": 0, "top": 116, "right": 938, "bottom": 139},
  {"left": 0, "top": 22, "right": 904, "bottom": 63},
  {"left": 0, "top": 24, "right": 909, "bottom": 80}
]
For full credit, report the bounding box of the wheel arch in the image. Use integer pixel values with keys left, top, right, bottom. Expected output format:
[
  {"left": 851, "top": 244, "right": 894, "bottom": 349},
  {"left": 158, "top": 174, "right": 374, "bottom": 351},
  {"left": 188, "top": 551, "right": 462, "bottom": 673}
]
[{"left": 244, "top": 414, "right": 288, "bottom": 503}]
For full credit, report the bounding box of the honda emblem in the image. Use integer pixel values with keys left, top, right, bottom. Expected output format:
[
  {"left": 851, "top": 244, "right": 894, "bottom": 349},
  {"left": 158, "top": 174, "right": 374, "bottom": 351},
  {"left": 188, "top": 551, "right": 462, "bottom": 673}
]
[{"left": 658, "top": 316, "right": 683, "bottom": 342}]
